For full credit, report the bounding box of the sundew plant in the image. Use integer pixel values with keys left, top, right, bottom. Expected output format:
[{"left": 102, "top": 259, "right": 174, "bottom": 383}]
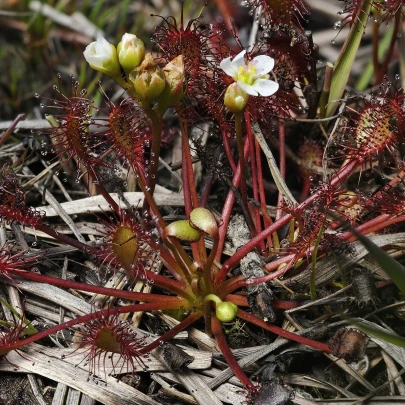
[{"left": 1, "top": 0, "right": 405, "bottom": 403}]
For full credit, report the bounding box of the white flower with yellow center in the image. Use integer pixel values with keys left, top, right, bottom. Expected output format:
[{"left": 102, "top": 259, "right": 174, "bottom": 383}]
[{"left": 220, "top": 50, "right": 279, "bottom": 97}]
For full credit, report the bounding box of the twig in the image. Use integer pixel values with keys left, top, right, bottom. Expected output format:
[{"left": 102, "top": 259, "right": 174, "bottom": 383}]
[
  {"left": 27, "top": 374, "right": 48, "bottom": 405},
  {"left": 252, "top": 120, "right": 297, "bottom": 205},
  {"left": 350, "top": 368, "right": 405, "bottom": 405}
]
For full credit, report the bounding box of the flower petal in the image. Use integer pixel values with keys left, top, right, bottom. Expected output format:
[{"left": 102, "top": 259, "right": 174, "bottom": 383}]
[
  {"left": 232, "top": 50, "right": 246, "bottom": 62},
  {"left": 220, "top": 56, "right": 238, "bottom": 78},
  {"left": 94, "top": 37, "right": 113, "bottom": 57},
  {"left": 252, "top": 79, "right": 279, "bottom": 97},
  {"left": 84, "top": 49, "right": 104, "bottom": 69},
  {"left": 231, "top": 50, "right": 247, "bottom": 71},
  {"left": 237, "top": 80, "right": 258, "bottom": 96},
  {"left": 84, "top": 37, "right": 113, "bottom": 69},
  {"left": 252, "top": 55, "right": 275, "bottom": 76}
]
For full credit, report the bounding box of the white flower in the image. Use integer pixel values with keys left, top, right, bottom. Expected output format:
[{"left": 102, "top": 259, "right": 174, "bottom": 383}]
[
  {"left": 83, "top": 37, "right": 121, "bottom": 77},
  {"left": 220, "top": 50, "right": 279, "bottom": 97}
]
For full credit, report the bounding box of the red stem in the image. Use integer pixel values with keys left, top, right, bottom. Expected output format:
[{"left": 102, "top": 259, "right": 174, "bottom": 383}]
[
  {"left": 136, "top": 171, "right": 196, "bottom": 287},
  {"left": 226, "top": 295, "right": 301, "bottom": 310},
  {"left": 221, "top": 258, "right": 296, "bottom": 295},
  {"left": 144, "top": 272, "right": 194, "bottom": 297},
  {"left": 3, "top": 301, "right": 184, "bottom": 353},
  {"left": 271, "top": 299, "right": 301, "bottom": 310},
  {"left": 216, "top": 213, "right": 292, "bottom": 284},
  {"left": 223, "top": 131, "right": 237, "bottom": 173},
  {"left": 216, "top": 159, "right": 360, "bottom": 283},
  {"left": 226, "top": 213, "right": 405, "bottom": 294},
  {"left": 372, "top": 18, "right": 380, "bottom": 81},
  {"left": 143, "top": 106, "right": 163, "bottom": 199},
  {"left": 8, "top": 269, "right": 191, "bottom": 303},
  {"left": 179, "top": 118, "right": 207, "bottom": 263},
  {"left": 200, "top": 173, "right": 214, "bottom": 208},
  {"left": 36, "top": 223, "right": 99, "bottom": 255},
  {"left": 181, "top": 127, "right": 196, "bottom": 218},
  {"left": 237, "top": 309, "right": 331, "bottom": 353},
  {"left": 225, "top": 294, "right": 249, "bottom": 306},
  {"left": 215, "top": 139, "right": 250, "bottom": 262},
  {"left": 235, "top": 113, "right": 249, "bottom": 208},
  {"left": 211, "top": 316, "right": 256, "bottom": 391},
  {"left": 255, "top": 135, "right": 272, "bottom": 251},
  {"left": 139, "top": 311, "right": 202, "bottom": 354},
  {"left": 146, "top": 237, "right": 188, "bottom": 285},
  {"left": 179, "top": 119, "right": 199, "bottom": 210},
  {"left": 276, "top": 119, "right": 286, "bottom": 221},
  {"left": 94, "top": 182, "right": 120, "bottom": 213},
  {"left": 246, "top": 111, "right": 263, "bottom": 249},
  {"left": 376, "top": 279, "right": 393, "bottom": 289},
  {"left": 136, "top": 168, "right": 167, "bottom": 230},
  {"left": 342, "top": 214, "right": 405, "bottom": 241},
  {"left": 40, "top": 173, "right": 194, "bottom": 294},
  {"left": 0, "top": 114, "right": 25, "bottom": 148},
  {"left": 137, "top": 170, "right": 197, "bottom": 288}
]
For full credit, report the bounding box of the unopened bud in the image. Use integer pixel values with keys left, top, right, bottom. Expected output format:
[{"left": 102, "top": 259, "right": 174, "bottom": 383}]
[
  {"left": 157, "top": 55, "right": 186, "bottom": 112},
  {"left": 129, "top": 53, "right": 166, "bottom": 102},
  {"left": 117, "top": 33, "right": 145, "bottom": 74},
  {"left": 164, "top": 220, "right": 202, "bottom": 242},
  {"left": 224, "top": 83, "right": 250, "bottom": 113},
  {"left": 216, "top": 302, "right": 238, "bottom": 322},
  {"left": 190, "top": 207, "right": 218, "bottom": 237}
]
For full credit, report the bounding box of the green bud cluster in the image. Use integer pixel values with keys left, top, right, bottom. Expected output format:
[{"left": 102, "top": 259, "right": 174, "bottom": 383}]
[{"left": 84, "top": 34, "right": 186, "bottom": 111}]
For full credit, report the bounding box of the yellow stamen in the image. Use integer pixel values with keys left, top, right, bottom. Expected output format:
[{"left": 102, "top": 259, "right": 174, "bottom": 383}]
[{"left": 237, "top": 62, "right": 257, "bottom": 85}]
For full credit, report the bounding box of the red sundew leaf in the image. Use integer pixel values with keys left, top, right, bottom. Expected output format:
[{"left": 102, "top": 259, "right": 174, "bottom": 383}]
[
  {"left": 327, "top": 210, "right": 405, "bottom": 295},
  {"left": 69, "top": 308, "right": 148, "bottom": 379},
  {"left": 0, "top": 313, "right": 35, "bottom": 359},
  {"left": 0, "top": 168, "right": 45, "bottom": 227},
  {"left": 246, "top": 0, "right": 310, "bottom": 28},
  {"left": 36, "top": 75, "right": 111, "bottom": 181},
  {"left": 94, "top": 95, "right": 151, "bottom": 176},
  {"left": 92, "top": 206, "right": 159, "bottom": 281}
]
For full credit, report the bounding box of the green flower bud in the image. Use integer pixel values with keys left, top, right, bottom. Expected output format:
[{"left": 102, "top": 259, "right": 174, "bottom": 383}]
[
  {"left": 164, "top": 220, "right": 202, "bottom": 242},
  {"left": 156, "top": 55, "right": 186, "bottom": 112},
  {"left": 216, "top": 302, "right": 238, "bottom": 322},
  {"left": 190, "top": 207, "right": 218, "bottom": 237},
  {"left": 117, "top": 33, "right": 145, "bottom": 74},
  {"left": 224, "top": 83, "right": 249, "bottom": 113},
  {"left": 129, "top": 53, "right": 166, "bottom": 102},
  {"left": 83, "top": 37, "right": 121, "bottom": 78}
]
